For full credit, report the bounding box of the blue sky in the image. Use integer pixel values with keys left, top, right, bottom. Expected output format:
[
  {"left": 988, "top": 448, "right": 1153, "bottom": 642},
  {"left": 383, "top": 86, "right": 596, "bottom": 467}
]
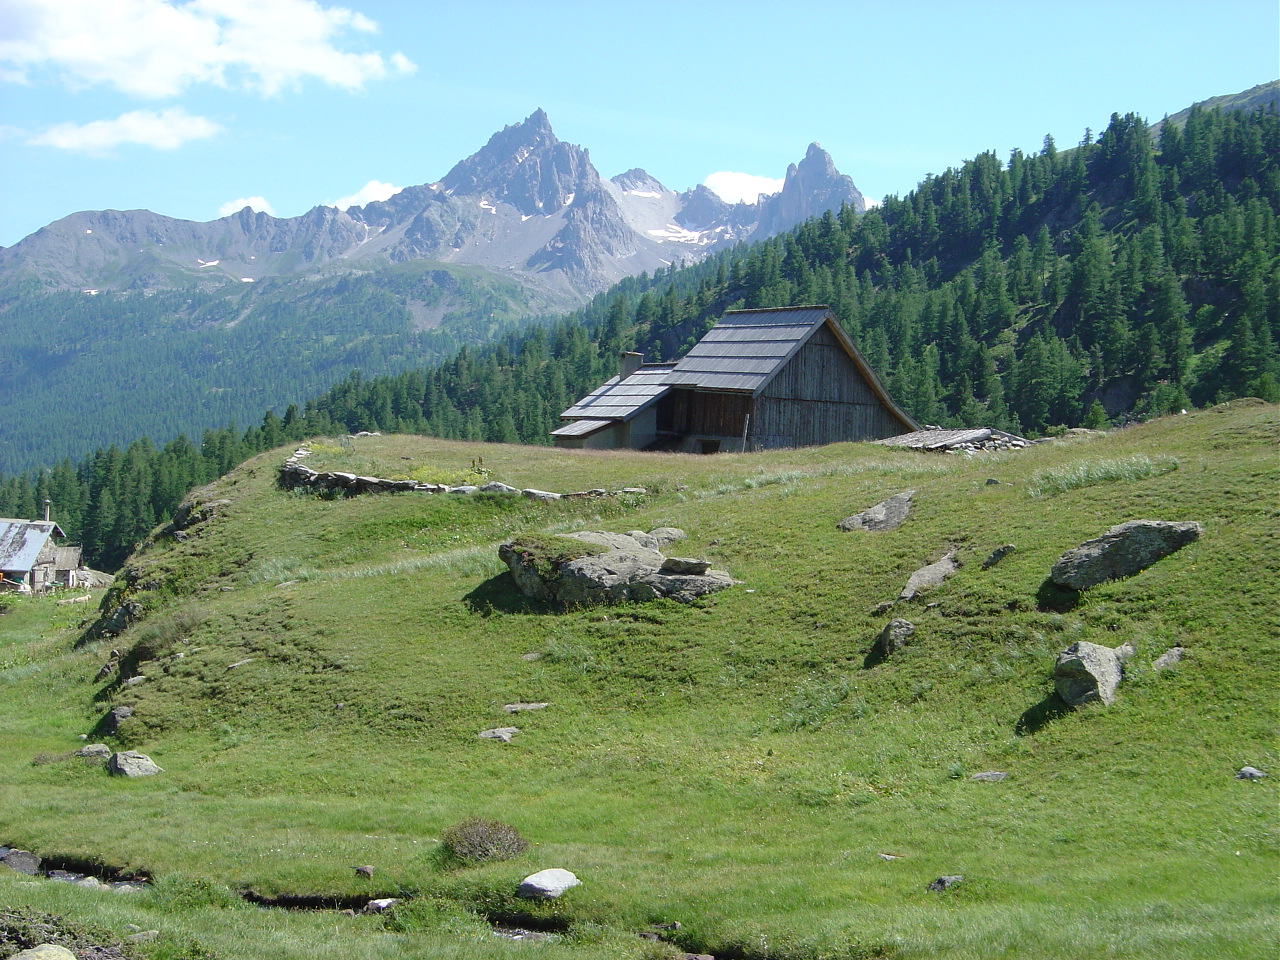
[{"left": 1, "top": 0, "right": 1276, "bottom": 248}]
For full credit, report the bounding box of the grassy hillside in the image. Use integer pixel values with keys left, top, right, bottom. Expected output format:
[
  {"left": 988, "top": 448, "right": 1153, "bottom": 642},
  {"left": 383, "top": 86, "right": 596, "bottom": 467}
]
[{"left": 1, "top": 402, "right": 1277, "bottom": 960}]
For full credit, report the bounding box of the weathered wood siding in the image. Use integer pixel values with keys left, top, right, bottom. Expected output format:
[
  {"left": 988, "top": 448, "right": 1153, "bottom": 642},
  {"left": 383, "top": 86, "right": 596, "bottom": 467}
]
[{"left": 751, "top": 325, "right": 907, "bottom": 448}]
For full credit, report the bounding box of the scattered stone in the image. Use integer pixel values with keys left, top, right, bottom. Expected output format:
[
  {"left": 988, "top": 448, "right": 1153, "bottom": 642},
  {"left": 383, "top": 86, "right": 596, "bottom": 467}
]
[
  {"left": 520, "top": 652, "right": 544, "bottom": 662},
  {"left": 876, "top": 853, "right": 903, "bottom": 861},
  {"left": 104, "top": 705, "right": 134, "bottom": 734},
  {"left": 970, "top": 771, "right": 1008, "bottom": 782},
  {"left": 448, "top": 485, "right": 479, "bottom": 495},
  {"left": 1235, "top": 766, "right": 1268, "bottom": 780},
  {"left": 2, "top": 848, "right": 41, "bottom": 875},
  {"left": 1152, "top": 647, "right": 1185, "bottom": 671},
  {"left": 653, "top": 921, "right": 683, "bottom": 931},
  {"left": 107, "top": 750, "right": 163, "bottom": 777},
  {"left": 503, "top": 702, "right": 549, "bottom": 713},
  {"left": 1050, "top": 520, "right": 1203, "bottom": 590},
  {"left": 517, "top": 868, "right": 581, "bottom": 899},
  {"left": 928, "top": 875, "right": 964, "bottom": 892},
  {"left": 1054, "top": 641, "right": 1124, "bottom": 707},
  {"left": 226, "top": 658, "right": 255, "bottom": 670},
  {"left": 339, "top": 909, "right": 357, "bottom": 917},
  {"left": 985, "top": 478, "right": 1003, "bottom": 485},
  {"left": 680, "top": 955, "right": 714, "bottom": 960},
  {"left": 649, "top": 527, "right": 687, "bottom": 547},
  {"left": 899, "top": 551, "right": 959, "bottom": 601},
  {"left": 871, "top": 600, "right": 895, "bottom": 615},
  {"left": 110, "top": 882, "right": 146, "bottom": 893},
  {"left": 837, "top": 490, "right": 914, "bottom": 533},
  {"left": 478, "top": 727, "right": 520, "bottom": 742},
  {"left": 362, "top": 897, "right": 399, "bottom": 914},
  {"left": 94, "top": 658, "right": 118, "bottom": 682},
  {"left": 1114, "top": 642, "right": 1136, "bottom": 663},
  {"left": 76, "top": 743, "right": 111, "bottom": 759},
  {"left": 661, "top": 557, "right": 712, "bottom": 575},
  {"left": 982, "top": 544, "right": 1016, "bottom": 569},
  {"left": 521, "top": 488, "right": 562, "bottom": 502},
  {"left": 125, "top": 931, "right": 159, "bottom": 943},
  {"left": 354, "top": 865, "right": 375, "bottom": 877},
  {"left": 9, "top": 946, "right": 78, "bottom": 960},
  {"left": 479, "top": 481, "right": 520, "bottom": 495},
  {"left": 122, "top": 675, "right": 148, "bottom": 686},
  {"left": 619, "top": 487, "right": 647, "bottom": 495},
  {"left": 874, "top": 618, "right": 915, "bottom": 658},
  {"left": 500, "top": 529, "right": 735, "bottom": 606}
]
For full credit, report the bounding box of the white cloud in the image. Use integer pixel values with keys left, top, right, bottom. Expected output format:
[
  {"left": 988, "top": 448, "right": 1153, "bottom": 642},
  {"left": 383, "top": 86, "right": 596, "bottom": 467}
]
[
  {"left": 864, "top": 196, "right": 881, "bottom": 208},
  {"left": 218, "top": 195, "right": 276, "bottom": 216},
  {"left": 0, "top": 0, "right": 417, "bottom": 98},
  {"left": 703, "top": 171, "right": 785, "bottom": 204},
  {"left": 27, "top": 107, "right": 222, "bottom": 152},
  {"left": 331, "top": 178, "right": 401, "bottom": 210}
]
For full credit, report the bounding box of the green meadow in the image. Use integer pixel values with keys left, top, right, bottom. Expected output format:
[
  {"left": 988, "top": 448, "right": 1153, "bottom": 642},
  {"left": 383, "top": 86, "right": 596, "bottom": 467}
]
[{"left": 2, "top": 401, "right": 1277, "bottom": 960}]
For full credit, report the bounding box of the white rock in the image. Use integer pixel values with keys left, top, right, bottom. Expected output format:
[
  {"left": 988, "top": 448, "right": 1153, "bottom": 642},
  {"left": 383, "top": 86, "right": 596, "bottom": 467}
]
[{"left": 517, "top": 868, "right": 581, "bottom": 899}]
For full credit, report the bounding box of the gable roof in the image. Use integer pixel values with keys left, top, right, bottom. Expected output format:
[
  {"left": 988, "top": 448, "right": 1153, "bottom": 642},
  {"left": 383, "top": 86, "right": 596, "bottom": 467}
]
[
  {"left": 559, "top": 362, "right": 677, "bottom": 422},
  {"left": 665, "top": 306, "right": 833, "bottom": 393},
  {"left": 0, "top": 519, "right": 65, "bottom": 573}
]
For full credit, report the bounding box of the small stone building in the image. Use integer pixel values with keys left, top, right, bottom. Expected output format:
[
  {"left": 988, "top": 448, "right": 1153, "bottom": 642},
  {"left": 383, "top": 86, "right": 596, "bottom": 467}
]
[
  {"left": 552, "top": 305, "right": 918, "bottom": 452},
  {"left": 0, "top": 518, "right": 80, "bottom": 592}
]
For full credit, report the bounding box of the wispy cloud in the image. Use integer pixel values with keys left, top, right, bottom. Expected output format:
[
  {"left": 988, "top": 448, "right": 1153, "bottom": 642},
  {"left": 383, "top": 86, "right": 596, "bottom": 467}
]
[
  {"left": 703, "top": 171, "right": 784, "bottom": 204},
  {"left": 218, "top": 195, "right": 276, "bottom": 216},
  {"left": 331, "top": 178, "right": 401, "bottom": 210},
  {"left": 0, "top": 0, "right": 417, "bottom": 98},
  {"left": 27, "top": 107, "right": 222, "bottom": 153}
]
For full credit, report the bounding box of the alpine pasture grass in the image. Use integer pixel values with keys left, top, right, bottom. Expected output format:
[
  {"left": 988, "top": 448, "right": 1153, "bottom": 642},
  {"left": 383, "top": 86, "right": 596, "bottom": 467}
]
[{"left": 0, "top": 402, "right": 1276, "bottom": 959}]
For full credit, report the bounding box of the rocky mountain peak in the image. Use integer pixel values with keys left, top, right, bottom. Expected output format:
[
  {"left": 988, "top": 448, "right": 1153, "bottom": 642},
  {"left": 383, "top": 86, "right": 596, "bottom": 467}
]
[
  {"left": 751, "top": 142, "right": 864, "bottom": 239},
  {"left": 437, "top": 108, "right": 591, "bottom": 216}
]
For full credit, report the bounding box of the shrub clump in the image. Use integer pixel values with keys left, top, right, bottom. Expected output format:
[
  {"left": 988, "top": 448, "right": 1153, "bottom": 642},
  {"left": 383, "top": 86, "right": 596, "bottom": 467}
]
[{"left": 438, "top": 817, "right": 529, "bottom": 864}]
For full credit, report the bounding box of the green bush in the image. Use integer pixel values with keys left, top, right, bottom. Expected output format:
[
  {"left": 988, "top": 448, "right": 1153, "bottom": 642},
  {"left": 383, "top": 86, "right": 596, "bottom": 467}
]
[{"left": 438, "top": 817, "right": 529, "bottom": 864}]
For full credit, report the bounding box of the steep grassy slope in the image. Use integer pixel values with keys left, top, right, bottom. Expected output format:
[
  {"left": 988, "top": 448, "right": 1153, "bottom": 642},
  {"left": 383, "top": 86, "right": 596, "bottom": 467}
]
[{"left": 1, "top": 402, "right": 1276, "bottom": 960}]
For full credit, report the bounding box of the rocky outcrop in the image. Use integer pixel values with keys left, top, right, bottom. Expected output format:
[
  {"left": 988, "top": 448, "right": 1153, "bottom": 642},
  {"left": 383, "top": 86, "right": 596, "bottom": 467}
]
[
  {"left": 499, "top": 528, "right": 733, "bottom": 605},
  {"left": 838, "top": 491, "right": 914, "bottom": 532},
  {"left": 517, "top": 868, "right": 581, "bottom": 899},
  {"left": 1053, "top": 641, "right": 1127, "bottom": 706},
  {"left": 1050, "top": 520, "right": 1202, "bottom": 590}
]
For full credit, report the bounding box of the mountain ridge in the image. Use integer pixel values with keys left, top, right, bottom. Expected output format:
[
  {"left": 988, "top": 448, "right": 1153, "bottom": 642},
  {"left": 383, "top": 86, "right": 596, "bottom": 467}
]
[{"left": 0, "top": 109, "right": 865, "bottom": 300}]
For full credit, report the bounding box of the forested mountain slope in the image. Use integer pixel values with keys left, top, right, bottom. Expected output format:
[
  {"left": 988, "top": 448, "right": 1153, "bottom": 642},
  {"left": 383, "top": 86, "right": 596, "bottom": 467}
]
[{"left": 3, "top": 100, "right": 1277, "bottom": 573}]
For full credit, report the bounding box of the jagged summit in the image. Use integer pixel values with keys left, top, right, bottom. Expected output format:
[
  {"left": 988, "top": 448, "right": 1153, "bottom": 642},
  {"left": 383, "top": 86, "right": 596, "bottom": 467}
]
[{"left": 0, "top": 110, "right": 867, "bottom": 299}]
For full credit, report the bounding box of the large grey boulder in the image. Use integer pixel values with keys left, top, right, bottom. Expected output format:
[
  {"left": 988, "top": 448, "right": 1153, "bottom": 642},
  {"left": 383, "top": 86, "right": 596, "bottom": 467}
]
[
  {"left": 107, "top": 751, "right": 162, "bottom": 777},
  {"left": 838, "top": 490, "right": 915, "bottom": 533},
  {"left": 1050, "top": 520, "right": 1202, "bottom": 590},
  {"left": 899, "top": 551, "right": 959, "bottom": 601},
  {"left": 517, "top": 868, "right": 581, "bottom": 899},
  {"left": 500, "top": 529, "right": 733, "bottom": 606},
  {"left": 1054, "top": 641, "right": 1124, "bottom": 706}
]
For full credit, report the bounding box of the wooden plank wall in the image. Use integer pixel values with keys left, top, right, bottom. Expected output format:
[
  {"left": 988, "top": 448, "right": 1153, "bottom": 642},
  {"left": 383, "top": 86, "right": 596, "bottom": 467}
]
[
  {"left": 753, "top": 325, "right": 905, "bottom": 446},
  {"left": 658, "top": 390, "right": 751, "bottom": 438}
]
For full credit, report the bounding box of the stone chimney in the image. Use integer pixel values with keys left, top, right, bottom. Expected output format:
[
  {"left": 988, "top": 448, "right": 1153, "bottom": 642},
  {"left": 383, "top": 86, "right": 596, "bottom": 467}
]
[{"left": 619, "top": 351, "right": 643, "bottom": 378}]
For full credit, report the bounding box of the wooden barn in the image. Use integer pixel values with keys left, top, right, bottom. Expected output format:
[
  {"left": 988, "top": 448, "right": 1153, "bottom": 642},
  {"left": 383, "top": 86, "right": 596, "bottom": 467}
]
[{"left": 552, "top": 305, "right": 919, "bottom": 452}]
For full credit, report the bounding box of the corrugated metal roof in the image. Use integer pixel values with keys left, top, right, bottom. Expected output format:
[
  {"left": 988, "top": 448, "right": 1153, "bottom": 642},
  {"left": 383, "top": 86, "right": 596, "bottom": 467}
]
[
  {"left": 665, "top": 307, "right": 831, "bottom": 393},
  {"left": 560, "top": 364, "right": 677, "bottom": 421},
  {"left": 0, "top": 519, "right": 60, "bottom": 573},
  {"left": 549, "top": 418, "right": 614, "bottom": 438}
]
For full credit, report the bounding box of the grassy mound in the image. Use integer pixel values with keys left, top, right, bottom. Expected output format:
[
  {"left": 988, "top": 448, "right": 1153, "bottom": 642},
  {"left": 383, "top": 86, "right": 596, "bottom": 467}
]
[{"left": 1, "top": 403, "right": 1276, "bottom": 959}]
